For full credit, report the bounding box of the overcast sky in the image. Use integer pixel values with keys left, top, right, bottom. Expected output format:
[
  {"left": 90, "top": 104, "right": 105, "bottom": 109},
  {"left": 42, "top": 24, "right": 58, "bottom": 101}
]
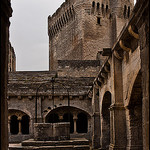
[
  {"left": 10, "top": 0, "right": 136, "bottom": 71},
  {"left": 10, "top": 0, "right": 65, "bottom": 71}
]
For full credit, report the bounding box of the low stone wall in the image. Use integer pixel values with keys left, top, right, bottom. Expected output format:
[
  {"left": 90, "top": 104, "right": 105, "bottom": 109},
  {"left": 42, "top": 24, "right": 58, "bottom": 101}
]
[{"left": 34, "top": 122, "right": 70, "bottom": 141}]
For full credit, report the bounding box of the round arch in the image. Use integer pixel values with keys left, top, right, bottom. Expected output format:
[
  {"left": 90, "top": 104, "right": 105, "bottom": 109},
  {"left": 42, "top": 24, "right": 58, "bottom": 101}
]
[
  {"left": 100, "top": 91, "right": 111, "bottom": 149},
  {"left": 124, "top": 69, "right": 141, "bottom": 107}
]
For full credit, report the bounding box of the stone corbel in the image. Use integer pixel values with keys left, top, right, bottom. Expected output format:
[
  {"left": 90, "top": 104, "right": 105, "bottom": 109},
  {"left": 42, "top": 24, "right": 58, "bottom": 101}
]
[
  {"left": 128, "top": 25, "right": 139, "bottom": 39},
  {"left": 96, "top": 78, "right": 102, "bottom": 87},
  {"left": 98, "top": 77, "right": 104, "bottom": 84},
  {"left": 104, "top": 64, "right": 110, "bottom": 73},
  {"left": 101, "top": 72, "right": 107, "bottom": 79},
  {"left": 114, "top": 50, "right": 122, "bottom": 60},
  {"left": 119, "top": 40, "right": 131, "bottom": 52}
]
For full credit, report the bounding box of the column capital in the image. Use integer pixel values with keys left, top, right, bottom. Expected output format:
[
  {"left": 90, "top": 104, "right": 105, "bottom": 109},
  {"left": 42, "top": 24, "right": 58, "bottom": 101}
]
[
  {"left": 109, "top": 103, "right": 125, "bottom": 111},
  {"left": 18, "top": 116, "right": 22, "bottom": 121}
]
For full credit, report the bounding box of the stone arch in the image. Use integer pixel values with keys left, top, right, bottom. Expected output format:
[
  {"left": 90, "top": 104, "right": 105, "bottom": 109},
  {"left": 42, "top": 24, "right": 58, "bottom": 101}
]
[
  {"left": 125, "top": 71, "right": 143, "bottom": 149},
  {"left": 44, "top": 106, "right": 91, "bottom": 134},
  {"left": 100, "top": 91, "right": 111, "bottom": 149},
  {"left": 9, "top": 110, "right": 31, "bottom": 135},
  {"left": 125, "top": 69, "right": 141, "bottom": 107},
  {"left": 8, "top": 108, "right": 32, "bottom": 119}
]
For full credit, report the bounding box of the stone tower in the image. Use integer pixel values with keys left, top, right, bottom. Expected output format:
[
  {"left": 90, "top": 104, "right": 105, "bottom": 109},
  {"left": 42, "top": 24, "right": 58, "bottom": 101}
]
[{"left": 48, "top": 0, "right": 134, "bottom": 71}]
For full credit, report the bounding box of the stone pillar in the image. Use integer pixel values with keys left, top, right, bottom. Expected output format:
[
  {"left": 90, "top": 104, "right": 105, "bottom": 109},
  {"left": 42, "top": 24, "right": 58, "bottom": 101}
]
[
  {"left": 18, "top": 117, "right": 22, "bottom": 134},
  {"left": 37, "top": 97, "right": 42, "bottom": 123},
  {"left": 138, "top": 3, "right": 149, "bottom": 149},
  {"left": 109, "top": 55, "right": 127, "bottom": 150},
  {"left": 92, "top": 86, "right": 101, "bottom": 149},
  {"left": 109, "top": 104, "right": 126, "bottom": 150},
  {"left": 73, "top": 115, "right": 78, "bottom": 134},
  {"left": 1, "top": 0, "right": 12, "bottom": 150}
]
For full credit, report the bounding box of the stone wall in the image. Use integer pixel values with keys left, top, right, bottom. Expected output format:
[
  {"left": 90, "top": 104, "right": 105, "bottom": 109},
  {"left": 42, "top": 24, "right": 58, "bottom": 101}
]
[{"left": 8, "top": 42, "right": 16, "bottom": 72}]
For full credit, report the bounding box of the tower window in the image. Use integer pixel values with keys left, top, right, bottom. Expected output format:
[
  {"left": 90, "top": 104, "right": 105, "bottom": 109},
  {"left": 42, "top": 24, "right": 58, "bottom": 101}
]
[
  {"left": 97, "top": 17, "right": 101, "bottom": 24},
  {"left": 128, "top": 6, "right": 130, "bottom": 18},
  {"left": 97, "top": 3, "right": 100, "bottom": 9},
  {"left": 106, "top": 5, "right": 108, "bottom": 13},
  {"left": 102, "top": 4, "right": 104, "bottom": 14},
  {"left": 92, "top": 1, "right": 95, "bottom": 7},
  {"left": 124, "top": 5, "right": 127, "bottom": 18}
]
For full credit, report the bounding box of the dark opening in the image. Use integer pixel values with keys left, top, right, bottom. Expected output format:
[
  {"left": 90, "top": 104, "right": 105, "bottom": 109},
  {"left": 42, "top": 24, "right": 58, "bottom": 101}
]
[
  {"left": 102, "top": 91, "right": 111, "bottom": 148},
  {"left": 47, "top": 113, "right": 60, "bottom": 123},
  {"left": 63, "top": 113, "right": 74, "bottom": 133},
  {"left": 106, "top": 5, "right": 108, "bottom": 13},
  {"left": 97, "top": 3, "right": 100, "bottom": 9},
  {"left": 21, "top": 115, "right": 29, "bottom": 134},
  {"left": 127, "top": 6, "right": 130, "bottom": 18},
  {"left": 92, "top": 1, "right": 95, "bottom": 7},
  {"left": 97, "top": 17, "right": 101, "bottom": 24},
  {"left": 10, "top": 115, "right": 19, "bottom": 134},
  {"left": 102, "top": 4, "right": 104, "bottom": 13},
  {"left": 77, "top": 113, "right": 88, "bottom": 133},
  {"left": 124, "top": 5, "right": 127, "bottom": 18},
  {"left": 128, "top": 72, "right": 143, "bottom": 147}
]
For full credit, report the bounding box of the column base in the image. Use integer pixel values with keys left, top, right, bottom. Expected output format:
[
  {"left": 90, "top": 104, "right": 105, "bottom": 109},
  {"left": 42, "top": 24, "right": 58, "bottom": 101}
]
[{"left": 109, "top": 144, "right": 126, "bottom": 150}]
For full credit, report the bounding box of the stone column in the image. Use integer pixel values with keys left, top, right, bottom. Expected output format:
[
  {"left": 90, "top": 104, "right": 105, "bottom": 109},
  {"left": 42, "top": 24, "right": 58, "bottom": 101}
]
[
  {"left": 109, "top": 55, "right": 127, "bottom": 150},
  {"left": 37, "top": 97, "right": 42, "bottom": 123},
  {"left": 18, "top": 116, "right": 22, "bottom": 134},
  {"left": 73, "top": 115, "right": 78, "bottom": 134},
  {"left": 92, "top": 86, "right": 101, "bottom": 149}
]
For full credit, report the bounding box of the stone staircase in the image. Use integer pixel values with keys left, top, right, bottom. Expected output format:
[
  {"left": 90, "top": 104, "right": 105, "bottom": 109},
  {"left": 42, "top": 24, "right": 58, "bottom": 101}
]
[{"left": 9, "top": 138, "right": 90, "bottom": 150}]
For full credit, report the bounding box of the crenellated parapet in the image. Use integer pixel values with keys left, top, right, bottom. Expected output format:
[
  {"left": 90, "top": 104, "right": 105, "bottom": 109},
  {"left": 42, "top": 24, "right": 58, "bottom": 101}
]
[{"left": 48, "top": 5, "right": 75, "bottom": 39}]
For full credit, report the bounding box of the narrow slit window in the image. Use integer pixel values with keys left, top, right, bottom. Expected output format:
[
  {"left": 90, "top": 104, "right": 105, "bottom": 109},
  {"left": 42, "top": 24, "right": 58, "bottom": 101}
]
[
  {"left": 97, "top": 17, "right": 101, "bottom": 24},
  {"left": 128, "top": 6, "right": 130, "bottom": 18},
  {"left": 106, "top": 5, "right": 108, "bottom": 13},
  {"left": 124, "top": 5, "right": 127, "bottom": 18},
  {"left": 92, "top": 1, "right": 95, "bottom": 7},
  {"left": 97, "top": 3, "right": 100, "bottom": 9}
]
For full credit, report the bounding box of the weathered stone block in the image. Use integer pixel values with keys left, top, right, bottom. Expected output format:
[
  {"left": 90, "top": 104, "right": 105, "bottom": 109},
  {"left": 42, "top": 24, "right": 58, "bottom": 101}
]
[{"left": 34, "top": 123, "right": 70, "bottom": 141}]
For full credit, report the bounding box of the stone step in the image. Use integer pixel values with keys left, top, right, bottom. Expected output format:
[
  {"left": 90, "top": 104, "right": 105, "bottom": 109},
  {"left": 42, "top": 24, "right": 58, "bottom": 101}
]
[
  {"left": 22, "top": 138, "right": 89, "bottom": 147},
  {"left": 9, "top": 144, "right": 90, "bottom": 150}
]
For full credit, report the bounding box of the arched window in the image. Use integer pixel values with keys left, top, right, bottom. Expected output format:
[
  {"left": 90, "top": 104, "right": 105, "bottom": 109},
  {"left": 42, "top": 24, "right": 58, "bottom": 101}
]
[
  {"left": 63, "top": 113, "right": 74, "bottom": 133},
  {"left": 10, "top": 115, "right": 19, "bottom": 135},
  {"left": 77, "top": 113, "right": 88, "bottom": 133},
  {"left": 46, "top": 113, "right": 59, "bottom": 123},
  {"left": 92, "top": 1, "right": 95, "bottom": 7},
  {"left": 21, "top": 115, "right": 29, "bottom": 134}
]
